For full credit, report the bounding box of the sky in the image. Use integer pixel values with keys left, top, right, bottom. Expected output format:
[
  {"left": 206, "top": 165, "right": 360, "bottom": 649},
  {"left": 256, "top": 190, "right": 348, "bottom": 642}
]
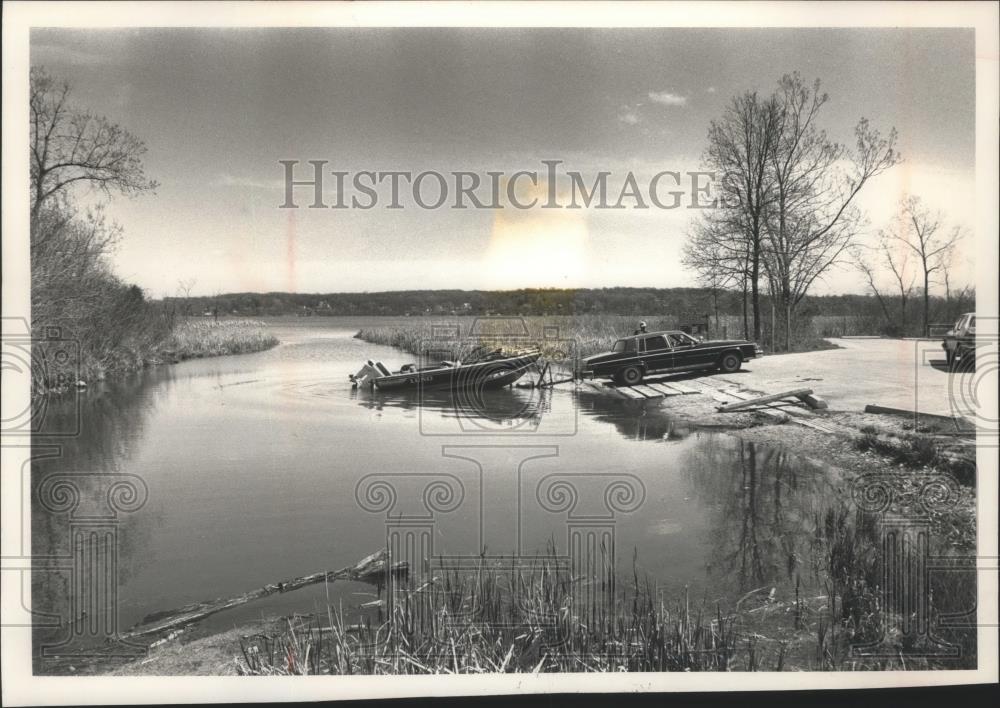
[{"left": 31, "top": 27, "right": 976, "bottom": 297}]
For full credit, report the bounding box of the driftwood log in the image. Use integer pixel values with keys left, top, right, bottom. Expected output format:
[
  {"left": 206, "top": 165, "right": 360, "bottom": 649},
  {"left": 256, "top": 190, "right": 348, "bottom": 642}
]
[
  {"left": 121, "top": 550, "right": 407, "bottom": 640},
  {"left": 716, "top": 388, "right": 813, "bottom": 412}
]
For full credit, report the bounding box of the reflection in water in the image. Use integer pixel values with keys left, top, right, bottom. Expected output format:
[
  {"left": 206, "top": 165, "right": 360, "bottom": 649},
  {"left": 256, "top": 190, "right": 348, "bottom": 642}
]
[
  {"left": 689, "top": 437, "right": 838, "bottom": 594},
  {"left": 32, "top": 371, "right": 167, "bottom": 663},
  {"left": 29, "top": 322, "right": 865, "bottom": 670},
  {"left": 575, "top": 388, "right": 693, "bottom": 441},
  {"left": 352, "top": 384, "right": 545, "bottom": 429}
]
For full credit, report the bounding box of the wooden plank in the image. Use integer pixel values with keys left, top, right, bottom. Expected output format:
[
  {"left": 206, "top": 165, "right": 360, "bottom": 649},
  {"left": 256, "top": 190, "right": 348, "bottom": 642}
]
[
  {"left": 717, "top": 388, "right": 813, "bottom": 412},
  {"left": 722, "top": 389, "right": 840, "bottom": 433},
  {"left": 648, "top": 381, "right": 681, "bottom": 394},
  {"left": 864, "top": 404, "right": 915, "bottom": 416},
  {"left": 700, "top": 382, "right": 837, "bottom": 432},
  {"left": 664, "top": 380, "right": 701, "bottom": 394},
  {"left": 633, "top": 384, "right": 666, "bottom": 399},
  {"left": 864, "top": 405, "right": 974, "bottom": 431},
  {"left": 647, "top": 382, "right": 681, "bottom": 396},
  {"left": 616, "top": 387, "right": 648, "bottom": 400},
  {"left": 724, "top": 388, "right": 806, "bottom": 410},
  {"left": 703, "top": 388, "right": 738, "bottom": 404},
  {"left": 723, "top": 388, "right": 809, "bottom": 416},
  {"left": 708, "top": 388, "right": 788, "bottom": 421}
]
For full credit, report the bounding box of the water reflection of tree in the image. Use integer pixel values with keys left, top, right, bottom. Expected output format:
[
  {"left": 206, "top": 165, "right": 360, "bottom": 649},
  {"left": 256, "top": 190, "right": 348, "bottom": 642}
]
[
  {"left": 31, "top": 369, "right": 168, "bottom": 659},
  {"left": 688, "top": 436, "right": 836, "bottom": 595}
]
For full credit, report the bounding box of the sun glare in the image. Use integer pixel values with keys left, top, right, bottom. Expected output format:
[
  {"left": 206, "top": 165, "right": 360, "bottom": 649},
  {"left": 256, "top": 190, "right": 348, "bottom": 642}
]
[{"left": 482, "top": 180, "right": 590, "bottom": 290}]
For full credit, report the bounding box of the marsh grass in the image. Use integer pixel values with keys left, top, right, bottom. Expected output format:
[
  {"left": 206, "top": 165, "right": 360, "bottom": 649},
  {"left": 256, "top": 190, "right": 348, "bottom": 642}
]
[
  {"left": 356, "top": 315, "right": 699, "bottom": 366},
  {"left": 237, "top": 551, "right": 743, "bottom": 675},
  {"left": 235, "top": 527, "right": 977, "bottom": 674},
  {"left": 355, "top": 315, "right": 836, "bottom": 368},
  {"left": 163, "top": 319, "right": 279, "bottom": 360}
]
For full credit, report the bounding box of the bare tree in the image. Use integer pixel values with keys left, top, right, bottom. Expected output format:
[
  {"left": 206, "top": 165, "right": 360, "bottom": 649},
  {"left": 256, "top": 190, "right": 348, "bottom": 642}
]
[
  {"left": 701, "top": 91, "right": 781, "bottom": 342},
  {"left": 854, "top": 249, "right": 892, "bottom": 325},
  {"left": 886, "top": 196, "right": 963, "bottom": 336},
  {"left": 176, "top": 278, "right": 198, "bottom": 315},
  {"left": 853, "top": 232, "right": 916, "bottom": 334},
  {"left": 762, "top": 73, "right": 900, "bottom": 350},
  {"left": 30, "top": 67, "right": 158, "bottom": 223},
  {"left": 177, "top": 278, "right": 197, "bottom": 299},
  {"left": 28, "top": 69, "right": 167, "bottom": 391},
  {"left": 684, "top": 209, "right": 752, "bottom": 338}
]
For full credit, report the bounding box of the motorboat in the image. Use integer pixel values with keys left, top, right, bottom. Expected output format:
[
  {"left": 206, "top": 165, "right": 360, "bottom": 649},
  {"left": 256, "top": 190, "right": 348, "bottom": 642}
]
[{"left": 350, "top": 349, "right": 540, "bottom": 391}]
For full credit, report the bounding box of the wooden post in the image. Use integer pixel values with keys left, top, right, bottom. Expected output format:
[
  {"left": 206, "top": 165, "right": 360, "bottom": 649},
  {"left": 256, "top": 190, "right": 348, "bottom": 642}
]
[{"left": 537, "top": 362, "right": 550, "bottom": 388}]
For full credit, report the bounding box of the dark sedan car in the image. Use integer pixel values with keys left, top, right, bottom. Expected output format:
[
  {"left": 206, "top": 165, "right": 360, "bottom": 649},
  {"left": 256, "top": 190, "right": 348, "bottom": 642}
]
[{"left": 578, "top": 330, "right": 763, "bottom": 385}]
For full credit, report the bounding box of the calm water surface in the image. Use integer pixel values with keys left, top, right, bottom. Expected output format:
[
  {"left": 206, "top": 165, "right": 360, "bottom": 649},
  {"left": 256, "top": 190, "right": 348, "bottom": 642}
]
[{"left": 32, "top": 318, "right": 845, "bottom": 650}]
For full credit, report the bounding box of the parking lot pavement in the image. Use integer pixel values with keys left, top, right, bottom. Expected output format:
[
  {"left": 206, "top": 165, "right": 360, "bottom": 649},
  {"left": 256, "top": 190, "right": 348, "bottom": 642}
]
[{"left": 705, "top": 337, "right": 979, "bottom": 419}]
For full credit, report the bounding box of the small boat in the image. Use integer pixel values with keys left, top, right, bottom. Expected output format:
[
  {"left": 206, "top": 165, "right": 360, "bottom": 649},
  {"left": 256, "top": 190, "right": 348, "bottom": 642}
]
[{"left": 351, "top": 349, "right": 540, "bottom": 391}]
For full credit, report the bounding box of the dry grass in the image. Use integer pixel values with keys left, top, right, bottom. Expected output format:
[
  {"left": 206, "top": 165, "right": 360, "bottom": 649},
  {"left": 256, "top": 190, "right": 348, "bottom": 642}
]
[
  {"left": 163, "top": 319, "right": 279, "bottom": 360},
  {"left": 236, "top": 551, "right": 745, "bottom": 675},
  {"left": 232, "top": 519, "right": 976, "bottom": 675},
  {"left": 355, "top": 315, "right": 846, "bottom": 364},
  {"left": 355, "top": 315, "right": 693, "bottom": 365}
]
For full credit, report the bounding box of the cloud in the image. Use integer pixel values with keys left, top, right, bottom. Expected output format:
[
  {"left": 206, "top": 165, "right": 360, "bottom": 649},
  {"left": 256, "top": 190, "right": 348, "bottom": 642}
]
[
  {"left": 706, "top": 86, "right": 717, "bottom": 94},
  {"left": 618, "top": 110, "right": 641, "bottom": 125},
  {"left": 647, "top": 91, "right": 688, "bottom": 107}
]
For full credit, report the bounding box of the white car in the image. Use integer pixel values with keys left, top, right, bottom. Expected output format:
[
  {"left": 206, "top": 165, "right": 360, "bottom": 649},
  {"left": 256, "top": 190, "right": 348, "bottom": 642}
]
[{"left": 942, "top": 312, "right": 976, "bottom": 366}]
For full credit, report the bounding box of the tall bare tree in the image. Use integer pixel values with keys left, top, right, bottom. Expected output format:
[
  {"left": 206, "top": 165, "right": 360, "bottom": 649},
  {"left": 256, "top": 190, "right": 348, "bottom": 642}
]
[
  {"left": 30, "top": 67, "right": 158, "bottom": 223},
  {"left": 762, "top": 73, "right": 900, "bottom": 350},
  {"left": 702, "top": 91, "right": 781, "bottom": 342},
  {"left": 887, "top": 195, "right": 963, "bottom": 336}
]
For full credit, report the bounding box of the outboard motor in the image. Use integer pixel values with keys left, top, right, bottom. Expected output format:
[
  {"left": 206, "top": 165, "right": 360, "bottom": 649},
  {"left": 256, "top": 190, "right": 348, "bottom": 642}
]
[{"left": 350, "top": 361, "right": 384, "bottom": 388}]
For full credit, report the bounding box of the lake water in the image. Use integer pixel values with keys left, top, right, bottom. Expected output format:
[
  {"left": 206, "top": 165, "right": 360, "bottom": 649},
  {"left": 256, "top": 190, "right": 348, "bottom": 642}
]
[{"left": 31, "top": 318, "right": 846, "bottom": 658}]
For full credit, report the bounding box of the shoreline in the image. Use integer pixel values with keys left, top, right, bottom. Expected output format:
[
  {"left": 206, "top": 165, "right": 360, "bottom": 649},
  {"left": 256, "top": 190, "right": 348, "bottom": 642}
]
[{"left": 33, "top": 318, "right": 280, "bottom": 397}]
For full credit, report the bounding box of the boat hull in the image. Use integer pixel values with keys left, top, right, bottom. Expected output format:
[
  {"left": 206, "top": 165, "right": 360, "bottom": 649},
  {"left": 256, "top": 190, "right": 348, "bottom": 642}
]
[{"left": 372, "top": 353, "right": 539, "bottom": 391}]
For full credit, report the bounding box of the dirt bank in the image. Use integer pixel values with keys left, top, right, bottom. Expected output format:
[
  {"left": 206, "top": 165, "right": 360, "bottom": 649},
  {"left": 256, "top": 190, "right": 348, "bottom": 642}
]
[{"left": 637, "top": 377, "right": 976, "bottom": 549}]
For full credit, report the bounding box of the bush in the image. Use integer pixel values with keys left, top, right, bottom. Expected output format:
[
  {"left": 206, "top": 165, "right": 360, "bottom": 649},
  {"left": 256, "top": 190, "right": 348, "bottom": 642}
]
[{"left": 31, "top": 203, "right": 177, "bottom": 392}]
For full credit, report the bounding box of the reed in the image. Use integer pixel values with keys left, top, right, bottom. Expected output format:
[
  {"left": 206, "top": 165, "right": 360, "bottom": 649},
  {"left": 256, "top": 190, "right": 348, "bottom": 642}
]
[
  {"left": 163, "top": 319, "right": 279, "bottom": 361},
  {"left": 236, "top": 550, "right": 743, "bottom": 675},
  {"left": 234, "top": 533, "right": 977, "bottom": 674},
  {"left": 355, "top": 315, "right": 688, "bottom": 365}
]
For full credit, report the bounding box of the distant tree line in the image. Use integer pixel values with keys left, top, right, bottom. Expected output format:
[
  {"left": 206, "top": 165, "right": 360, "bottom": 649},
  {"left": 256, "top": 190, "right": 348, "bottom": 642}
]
[{"left": 171, "top": 285, "right": 973, "bottom": 334}]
